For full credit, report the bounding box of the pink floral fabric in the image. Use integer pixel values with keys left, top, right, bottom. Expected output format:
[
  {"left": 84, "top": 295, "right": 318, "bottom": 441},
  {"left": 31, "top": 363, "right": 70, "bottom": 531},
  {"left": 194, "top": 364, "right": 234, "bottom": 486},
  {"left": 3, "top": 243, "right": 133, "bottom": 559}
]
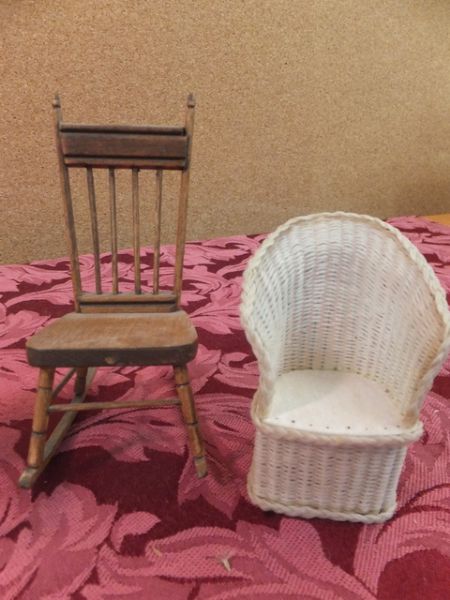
[{"left": 0, "top": 217, "right": 449, "bottom": 599}]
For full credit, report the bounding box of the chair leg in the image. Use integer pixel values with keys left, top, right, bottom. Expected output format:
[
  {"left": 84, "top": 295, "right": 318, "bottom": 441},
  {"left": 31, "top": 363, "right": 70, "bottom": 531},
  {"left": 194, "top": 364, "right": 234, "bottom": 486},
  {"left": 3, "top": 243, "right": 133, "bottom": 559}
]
[
  {"left": 18, "top": 367, "right": 96, "bottom": 489},
  {"left": 174, "top": 365, "right": 207, "bottom": 478},
  {"left": 20, "top": 367, "right": 55, "bottom": 484},
  {"left": 74, "top": 367, "right": 88, "bottom": 396}
]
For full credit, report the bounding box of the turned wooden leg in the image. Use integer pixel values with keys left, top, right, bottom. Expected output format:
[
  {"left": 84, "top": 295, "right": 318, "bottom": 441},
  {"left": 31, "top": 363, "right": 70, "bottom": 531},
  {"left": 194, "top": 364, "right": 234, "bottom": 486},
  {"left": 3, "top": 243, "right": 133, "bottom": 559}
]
[
  {"left": 24, "top": 367, "right": 55, "bottom": 472},
  {"left": 174, "top": 365, "right": 207, "bottom": 478},
  {"left": 19, "top": 367, "right": 96, "bottom": 489}
]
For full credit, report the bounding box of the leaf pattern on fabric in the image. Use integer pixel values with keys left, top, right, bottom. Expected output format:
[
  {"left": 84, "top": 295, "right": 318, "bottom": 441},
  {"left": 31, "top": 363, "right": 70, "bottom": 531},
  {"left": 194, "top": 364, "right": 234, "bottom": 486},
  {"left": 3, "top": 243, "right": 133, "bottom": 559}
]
[{"left": 1, "top": 222, "right": 449, "bottom": 599}]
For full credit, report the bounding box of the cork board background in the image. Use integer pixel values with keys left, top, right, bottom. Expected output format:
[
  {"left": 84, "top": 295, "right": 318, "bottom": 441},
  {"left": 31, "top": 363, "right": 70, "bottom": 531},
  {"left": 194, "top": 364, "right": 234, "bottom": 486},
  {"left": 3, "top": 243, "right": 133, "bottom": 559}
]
[{"left": 1, "top": 0, "right": 450, "bottom": 264}]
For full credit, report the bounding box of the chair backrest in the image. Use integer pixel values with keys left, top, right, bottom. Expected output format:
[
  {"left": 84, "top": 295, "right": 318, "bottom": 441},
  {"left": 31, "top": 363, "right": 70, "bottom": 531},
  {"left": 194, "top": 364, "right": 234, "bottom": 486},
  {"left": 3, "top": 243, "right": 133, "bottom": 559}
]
[
  {"left": 53, "top": 94, "right": 195, "bottom": 313},
  {"left": 241, "top": 213, "right": 450, "bottom": 424}
]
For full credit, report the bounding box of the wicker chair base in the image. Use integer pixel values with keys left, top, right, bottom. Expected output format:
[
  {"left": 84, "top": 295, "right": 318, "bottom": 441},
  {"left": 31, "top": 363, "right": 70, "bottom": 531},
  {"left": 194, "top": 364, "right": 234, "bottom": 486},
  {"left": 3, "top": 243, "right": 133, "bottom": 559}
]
[
  {"left": 247, "top": 423, "right": 420, "bottom": 523},
  {"left": 247, "top": 477, "right": 396, "bottom": 523}
]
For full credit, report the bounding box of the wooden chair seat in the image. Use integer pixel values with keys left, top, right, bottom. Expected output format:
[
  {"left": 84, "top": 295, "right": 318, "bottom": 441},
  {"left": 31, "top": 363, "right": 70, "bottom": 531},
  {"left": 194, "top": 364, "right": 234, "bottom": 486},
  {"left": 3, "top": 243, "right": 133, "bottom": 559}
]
[{"left": 26, "top": 311, "right": 198, "bottom": 367}]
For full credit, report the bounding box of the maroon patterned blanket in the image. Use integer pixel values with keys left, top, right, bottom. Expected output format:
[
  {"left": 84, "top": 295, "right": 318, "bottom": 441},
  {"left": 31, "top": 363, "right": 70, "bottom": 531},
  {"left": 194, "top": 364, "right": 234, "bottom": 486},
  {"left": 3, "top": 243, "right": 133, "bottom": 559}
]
[{"left": 1, "top": 216, "right": 449, "bottom": 599}]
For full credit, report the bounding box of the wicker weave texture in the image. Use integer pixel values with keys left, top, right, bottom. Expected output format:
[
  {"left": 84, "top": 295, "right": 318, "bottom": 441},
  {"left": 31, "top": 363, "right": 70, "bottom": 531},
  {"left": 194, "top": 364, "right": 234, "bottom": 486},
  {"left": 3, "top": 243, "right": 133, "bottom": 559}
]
[
  {"left": 241, "top": 213, "right": 450, "bottom": 522},
  {"left": 248, "top": 431, "right": 407, "bottom": 522}
]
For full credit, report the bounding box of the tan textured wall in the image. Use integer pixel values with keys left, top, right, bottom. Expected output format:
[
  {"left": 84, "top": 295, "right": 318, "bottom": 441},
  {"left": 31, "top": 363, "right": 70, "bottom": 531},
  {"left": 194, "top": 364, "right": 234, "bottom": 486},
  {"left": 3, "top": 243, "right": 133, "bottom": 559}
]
[{"left": 1, "top": 0, "right": 450, "bottom": 263}]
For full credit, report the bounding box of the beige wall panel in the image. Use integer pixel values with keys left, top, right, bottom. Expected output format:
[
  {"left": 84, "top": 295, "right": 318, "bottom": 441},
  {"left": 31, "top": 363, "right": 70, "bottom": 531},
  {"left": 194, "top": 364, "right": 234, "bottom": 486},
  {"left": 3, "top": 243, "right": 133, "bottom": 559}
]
[{"left": 1, "top": 1, "right": 450, "bottom": 263}]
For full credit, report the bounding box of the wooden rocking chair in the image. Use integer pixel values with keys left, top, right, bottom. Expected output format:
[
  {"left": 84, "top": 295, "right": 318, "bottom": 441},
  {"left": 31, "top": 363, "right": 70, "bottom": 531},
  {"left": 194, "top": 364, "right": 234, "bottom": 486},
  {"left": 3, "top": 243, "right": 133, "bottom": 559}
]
[{"left": 18, "top": 94, "right": 207, "bottom": 488}]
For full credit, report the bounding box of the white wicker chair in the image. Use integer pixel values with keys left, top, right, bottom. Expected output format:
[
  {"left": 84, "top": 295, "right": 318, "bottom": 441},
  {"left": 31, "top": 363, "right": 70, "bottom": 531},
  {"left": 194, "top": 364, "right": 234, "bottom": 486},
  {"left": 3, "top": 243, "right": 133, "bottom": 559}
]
[{"left": 241, "top": 212, "right": 450, "bottom": 523}]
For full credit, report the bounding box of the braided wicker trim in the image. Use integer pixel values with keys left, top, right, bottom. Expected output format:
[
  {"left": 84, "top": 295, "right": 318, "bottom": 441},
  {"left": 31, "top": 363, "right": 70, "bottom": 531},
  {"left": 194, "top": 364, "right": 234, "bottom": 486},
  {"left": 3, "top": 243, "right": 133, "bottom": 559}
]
[{"left": 247, "top": 477, "right": 396, "bottom": 523}]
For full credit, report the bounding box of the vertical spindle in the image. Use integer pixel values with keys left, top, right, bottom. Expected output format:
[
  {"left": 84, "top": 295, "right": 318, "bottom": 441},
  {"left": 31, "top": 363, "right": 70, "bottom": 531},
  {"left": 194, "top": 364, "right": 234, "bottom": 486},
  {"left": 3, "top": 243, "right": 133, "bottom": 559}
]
[
  {"left": 174, "top": 93, "right": 195, "bottom": 304},
  {"left": 86, "top": 167, "right": 102, "bottom": 293},
  {"left": 108, "top": 168, "right": 119, "bottom": 293},
  {"left": 153, "top": 169, "right": 163, "bottom": 293},
  {"left": 132, "top": 168, "right": 141, "bottom": 293},
  {"left": 53, "top": 94, "right": 82, "bottom": 309}
]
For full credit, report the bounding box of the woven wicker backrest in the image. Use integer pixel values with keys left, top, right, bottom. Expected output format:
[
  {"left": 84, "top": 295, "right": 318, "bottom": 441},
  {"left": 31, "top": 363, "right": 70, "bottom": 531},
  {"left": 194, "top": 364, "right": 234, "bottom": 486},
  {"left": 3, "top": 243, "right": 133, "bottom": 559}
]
[{"left": 241, "top": 213, "right": 450, "bottom": 424}]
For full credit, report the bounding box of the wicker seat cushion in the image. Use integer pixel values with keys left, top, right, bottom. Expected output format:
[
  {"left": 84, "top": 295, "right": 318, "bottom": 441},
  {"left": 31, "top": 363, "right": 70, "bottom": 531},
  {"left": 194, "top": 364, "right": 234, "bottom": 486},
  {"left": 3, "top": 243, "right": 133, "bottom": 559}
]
[{"left": 264, "top": 370, "right": 404, "bottom": 436}]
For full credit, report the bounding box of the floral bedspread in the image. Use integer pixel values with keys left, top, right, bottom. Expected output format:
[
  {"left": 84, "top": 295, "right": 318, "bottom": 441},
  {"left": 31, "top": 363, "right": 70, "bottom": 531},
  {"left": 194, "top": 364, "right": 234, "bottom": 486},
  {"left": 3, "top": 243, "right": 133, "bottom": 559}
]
[{"left": 0, "top": 216, "right": 449, "bottom": 599}]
